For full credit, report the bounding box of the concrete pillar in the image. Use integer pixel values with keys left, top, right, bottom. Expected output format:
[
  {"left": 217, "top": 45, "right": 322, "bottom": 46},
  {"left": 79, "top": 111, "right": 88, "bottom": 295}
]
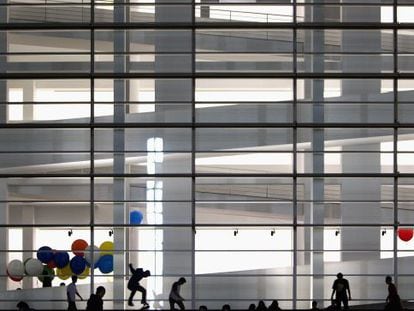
[
  {"left": 341, "top": 144, "right": 381, "bottom": 260},
  {"left": 22, "top": 206, "right": 35, "bottom": 289},
  {"left": 113, "top": 0, "right": 127, "bottom": 307},
  {"left": 0, "top": 181, "right": 8, "bottom": 291},
  {"left": 303, "top": 0, "right": 325, "bottom": 306},
  {"left": 22, "top": 81, "right": 35, "bottom": 121},
  {"left": 154, "top": 1, "right": 193, "bottom": 307},
  {"left": 342, "top": 1, "right": 381, "bottom": 95}
]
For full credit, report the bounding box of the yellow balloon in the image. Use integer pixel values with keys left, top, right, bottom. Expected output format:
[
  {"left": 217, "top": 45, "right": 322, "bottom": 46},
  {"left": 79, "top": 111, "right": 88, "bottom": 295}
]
[
  {"left": 57, "top": 264, "right": 72, "bottom": 280},
  {"left": 78, "top": 266, "right": 90, "bottom": 280},
  {"left": 99, "top": 241, "right": 114, "bottom": 255}
]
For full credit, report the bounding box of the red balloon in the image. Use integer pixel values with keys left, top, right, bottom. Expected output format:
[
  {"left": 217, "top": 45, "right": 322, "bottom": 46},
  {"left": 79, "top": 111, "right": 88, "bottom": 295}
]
[
  {"left": 398, "top": 228, "right": 413, "bottom": 242},
  {"left": 71, "top": 239, "right": 88, "bottom": 257},
  {"left": 47, "top": 260, "right": 57, "bottom": 269}
]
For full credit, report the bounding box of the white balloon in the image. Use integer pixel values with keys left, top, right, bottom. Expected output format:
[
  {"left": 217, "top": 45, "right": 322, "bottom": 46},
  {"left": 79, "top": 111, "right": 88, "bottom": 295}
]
[
  {"left": 7, "top": 260, "right": 24, "bottom": 278},
  {"left": 25, "top": 258, "right": 43, "bottom": 276},
  {"left": 84, "top": 245, "right": 100, "bottom": 265}
]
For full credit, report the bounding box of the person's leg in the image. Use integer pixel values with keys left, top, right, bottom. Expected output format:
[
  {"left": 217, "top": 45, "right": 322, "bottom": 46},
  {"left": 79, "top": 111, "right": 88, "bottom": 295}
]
[
  {"left": 342, "top": 296, "right": 349, "bottom": 310},
  {"left": 169, "top": 298, "right": 175, "bottom": 310},
  {"left": 136, "top": 285, "right": 147, "bottom": 304},
  {"left": 128, "top": 290, "right": 137, "bottom": 305},
  {"left": 176, "top": 300, "right": 185, "bottom": 310},
  {"left": 334, "top": 297, "right": 341, "bottom": 310},
  {"left": 68, "top": 301, "right": 77, "bottom": 311}
]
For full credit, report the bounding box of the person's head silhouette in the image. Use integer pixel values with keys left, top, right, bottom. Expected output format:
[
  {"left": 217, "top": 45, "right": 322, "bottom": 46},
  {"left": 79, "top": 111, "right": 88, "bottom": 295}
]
[
  {"left": 385, "top": 275, "right": 392, "bottom": 284},
  {"left": 337, "top": 272, "right": 343, "bottom": 279}
]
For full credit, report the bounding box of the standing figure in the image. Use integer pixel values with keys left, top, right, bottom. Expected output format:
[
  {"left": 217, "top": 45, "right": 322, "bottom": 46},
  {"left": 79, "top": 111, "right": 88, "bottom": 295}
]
[
  {"left": 385, "top": 276, "right": 402, "bottom": 311},
  {"left": 86, "top": 286, "right": 106, "bottom": 311},
  {"left": 67, "top": 276, "right": 83, "bottom": 311},
  {"left": 127, "top": 263, "right": 151, "bottom": 309},
  {"left": 169, "top": 277, "right": 187, "bottom": 310},
  {"left": 330, "top": 273, "right": 351, "bottom": 310}
]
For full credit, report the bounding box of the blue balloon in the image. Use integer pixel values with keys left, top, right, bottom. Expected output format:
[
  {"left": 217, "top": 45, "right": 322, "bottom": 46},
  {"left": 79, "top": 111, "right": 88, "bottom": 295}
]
[
  {"left": 70, "top": 256, "right": 86, "bottom": 275},
  {"left": 37, "top": 246, "right": 54, "bottom": 264},
  {"left": 54, "top": 252, "right": 70, "bottom": 269},
  {"left": 97, "top": 255, "right": 113, "bottom": 274},
  {"left": 130, "top": 210, "right": 143, "bottom": 225}
]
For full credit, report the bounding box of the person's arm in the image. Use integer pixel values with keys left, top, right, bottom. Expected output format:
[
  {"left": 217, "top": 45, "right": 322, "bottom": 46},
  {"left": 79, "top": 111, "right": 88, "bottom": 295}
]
[
  {"left": 330, "top": 282, "right": 336, "bottom": 301},
  {"left": 347, "top": 280, "right": 352, "bottom": 300},
  {"left": 76, "top": 290, "right": 83, "bottom": 301},
  {"left": 129, "top": 263, "right": 135, "bottom": 274}
]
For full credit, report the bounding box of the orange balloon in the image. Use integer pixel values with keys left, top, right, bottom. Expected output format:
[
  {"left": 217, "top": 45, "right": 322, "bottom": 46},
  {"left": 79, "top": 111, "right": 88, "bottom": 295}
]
[{"left": 71, "top": 239, "right": 88, "bottom": 257}]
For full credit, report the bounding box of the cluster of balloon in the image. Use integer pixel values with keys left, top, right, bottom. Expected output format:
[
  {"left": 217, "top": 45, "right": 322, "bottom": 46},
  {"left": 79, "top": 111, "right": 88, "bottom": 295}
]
[
  {"left": 6, "top": 240, "right": 115, "bottom": 282},
  {"left": 398, "top": 228, "right": 414, "bottom": 242}
]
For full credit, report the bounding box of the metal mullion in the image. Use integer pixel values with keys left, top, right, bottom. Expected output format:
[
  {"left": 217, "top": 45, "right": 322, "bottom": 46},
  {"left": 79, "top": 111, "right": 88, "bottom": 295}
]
[
  {"left": 292, "top": 0, "right": 298, "bottom": 308},
  {"left": 191, "top": 0, "right": 196, "bottom": 307},
  {"left": 393, "top": 0, "right": 399, "bottom": 288},
  {"left": 2, "top": 71, "right": 414, "bottom": 79},
  {"left": 89, "top": 0, "right": 96, "bottom": 295}
]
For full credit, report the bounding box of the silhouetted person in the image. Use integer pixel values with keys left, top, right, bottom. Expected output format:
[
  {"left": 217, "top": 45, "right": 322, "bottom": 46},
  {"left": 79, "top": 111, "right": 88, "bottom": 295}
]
[
  {"left": 169, "top": 277, "right": 186, "bottom": 310},
  {"left": 199, "top": 305, "right": 208, "bottom": 311},
  {"left": 221, "top": 304, "right": 231, "bottom": 311},
  {"left": 330, "top": 273, "right": 351, "bottom": 310},
  {"left": 311, "top": 300, "right": 320, "bottom": 310},
  {"left": 127, "top": 263, "right": 150, "bottom": 308},
  {"left": 16, "top": 301, "right": 31, "bottom": 311},
  {"left": 86, "top": 286, "right": 106, "bottom": 311},
  {"left": 67, "top": 276, "right": 83, "bottom": 311},
  {"left": 268, "top": 300, "right": 281, "bottom": 311},
  {"left": 385, "top": 276, "right": 402, "bottom": 311},
  {"left": 256, "top": 300, "right": 267, "bottom": 311},
  {"left": 248, "top": 303, "right": 256, "bottom": 311},
  {"left": 41, "top": 269, "right": 52, "bottom": 288}
]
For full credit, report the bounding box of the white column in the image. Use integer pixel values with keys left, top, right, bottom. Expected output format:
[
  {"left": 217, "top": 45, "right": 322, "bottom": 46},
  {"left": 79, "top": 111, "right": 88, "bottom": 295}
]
[
  {"left": 113, "top": 0, "right": 127, "bottom": 307},
  {"left": 22, "top": 81, "right": 35, "bottom": 121},
  {"left": 22, "top": 206, "right": 35, "bottom": 289},
  {"left": 0, "top": 181, "right": 8, "bottom": 291},
  {"left": 341, "top": 144, "right": 381, "bottom": 260}
]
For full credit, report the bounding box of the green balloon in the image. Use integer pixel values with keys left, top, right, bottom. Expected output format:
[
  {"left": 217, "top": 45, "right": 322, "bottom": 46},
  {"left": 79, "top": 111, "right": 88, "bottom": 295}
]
[{"left": 38, "top": 265, "right": 55, "bottom": 283}]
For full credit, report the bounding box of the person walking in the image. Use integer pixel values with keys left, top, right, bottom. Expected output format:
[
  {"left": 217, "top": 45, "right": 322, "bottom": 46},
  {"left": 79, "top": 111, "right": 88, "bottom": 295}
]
[
  {"left": 385, "top": 275, "right": 402, "bottom": 311},
  {"left": 169, "top": 277, "right": 186, "bottom": 310},
  {"left": 86, "top": 286, "right": 106, "bottom": 311},
  {"left": 66, "top": 276, "right": 83, "bottom": 311}
]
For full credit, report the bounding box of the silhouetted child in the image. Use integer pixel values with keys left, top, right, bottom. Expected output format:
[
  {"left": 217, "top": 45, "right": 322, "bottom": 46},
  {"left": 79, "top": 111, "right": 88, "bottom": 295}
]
[
  {"left": 256, "top": 300, "right": 267, "bottom": 311},
  {"left": 248, "top": 303, "right": 256, "bottom": 311},
  {"left": 221, "top": 304, "right": 231, "bottom": 311},
  {"left": 330, "top": 273, "right": 351, "bottom": 310},
  {"left": 169, "top": 277, "right": 186, "bottom": 310},
  {"left": 86, "top": 286, "right": 106, "bottom": 311},
  {"left": 385, "top": 276, "right": 402, "bottom": 311},
  {"left": 127, "top": 263, "right": 151, "bottom": 308},
  {"left": 199, "top": 305, "right": 208, "bottom": 311},
  {"left": 268, "top": 300, "right": 281, "bottom": 311}
]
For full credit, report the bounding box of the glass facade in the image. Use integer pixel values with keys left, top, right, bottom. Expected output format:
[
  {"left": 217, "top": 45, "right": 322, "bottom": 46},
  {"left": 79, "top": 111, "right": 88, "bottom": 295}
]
[{"left": 1, "top": 0, "right": 414, "bottom": 310}]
